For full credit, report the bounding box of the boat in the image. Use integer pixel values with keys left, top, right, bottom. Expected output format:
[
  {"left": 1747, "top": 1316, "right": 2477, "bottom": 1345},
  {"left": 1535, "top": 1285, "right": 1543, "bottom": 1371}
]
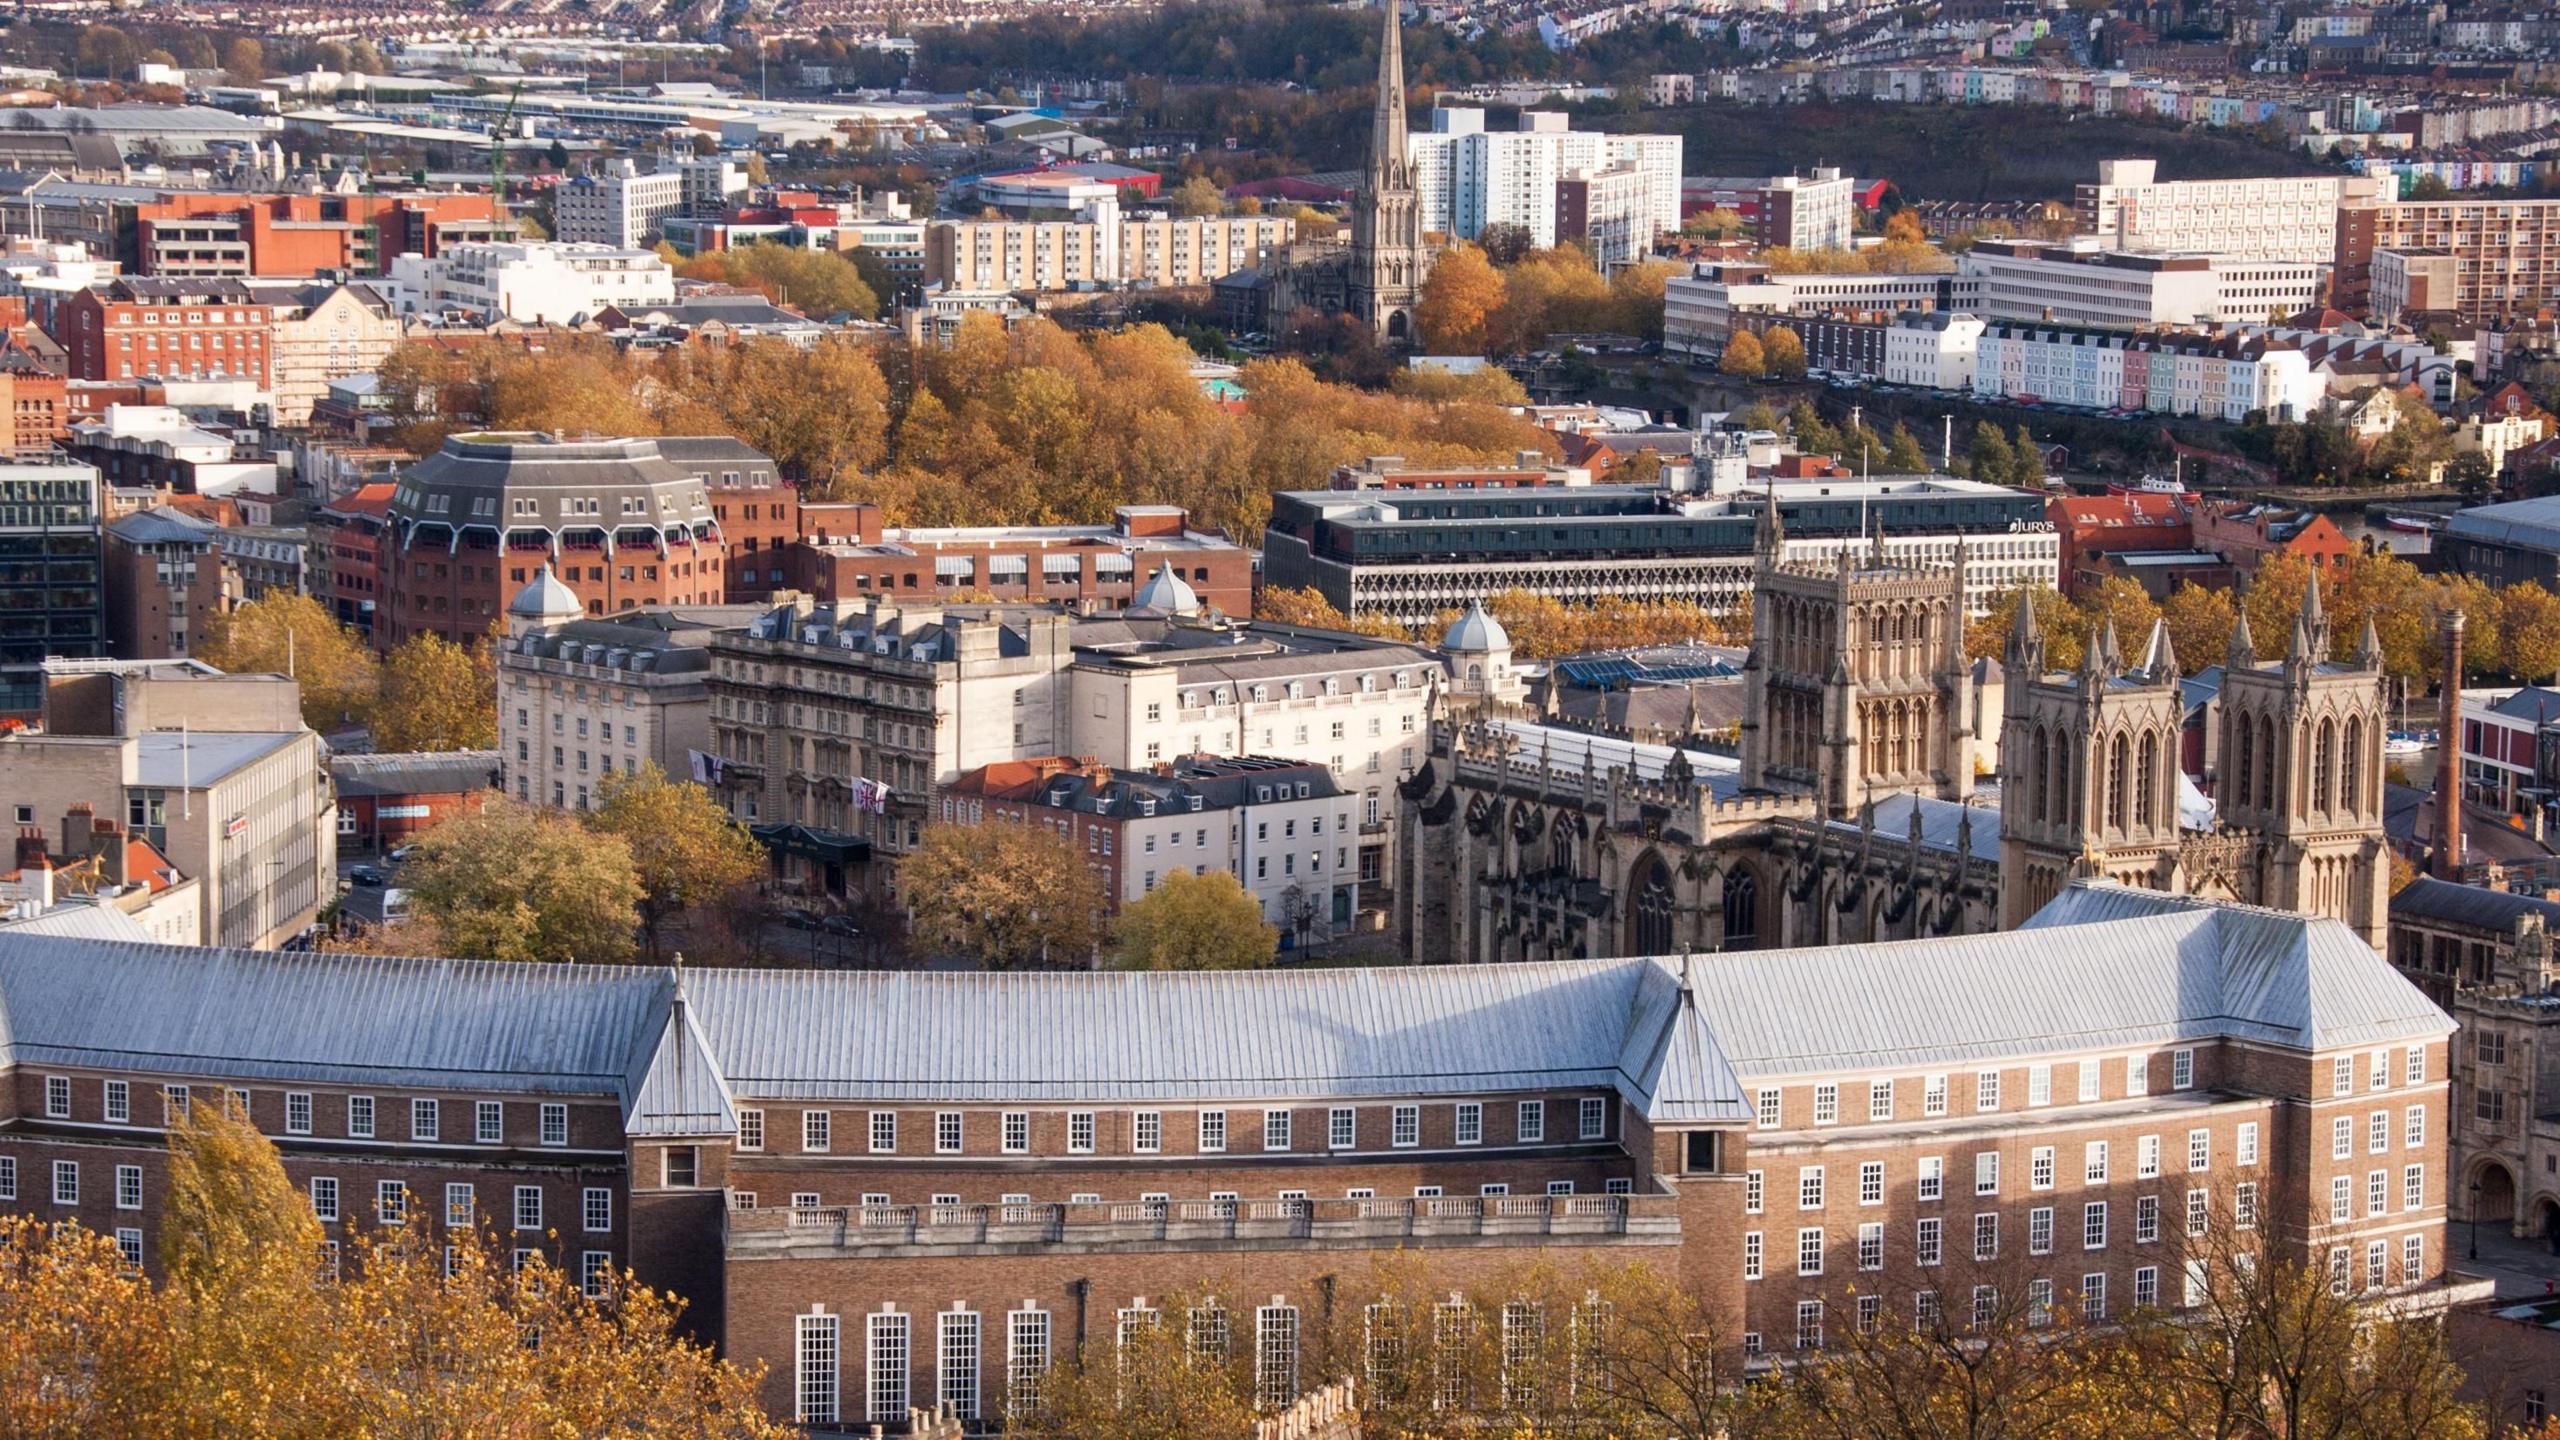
[
  {"left": 2375, "top": 512, "right": 2443, "bottom": 535},
  {"left": 2383, "top": 731, "right": 2434, "bottom": 760},
  {"left": 2106, "top": 459, "right": 2193, "bottom": 499}
]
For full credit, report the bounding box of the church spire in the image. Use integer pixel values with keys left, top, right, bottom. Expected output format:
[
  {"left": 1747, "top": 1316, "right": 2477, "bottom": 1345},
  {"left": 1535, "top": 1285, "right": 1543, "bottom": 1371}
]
[{"left": 1366, "top": 0, "right": 1410, "bottom": 191}]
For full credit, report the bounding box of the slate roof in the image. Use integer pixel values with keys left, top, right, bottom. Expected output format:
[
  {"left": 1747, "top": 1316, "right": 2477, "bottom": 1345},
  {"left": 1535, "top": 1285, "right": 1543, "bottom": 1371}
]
[
  {"left": 2389, "top": 875, "right": 2560, "bottom": 933},
  {"left": 328, "top": 750, "right": 501, "bottom": 799},
  {"left": 2443, "top": 495, "right": 2560, "bottom": 555}
]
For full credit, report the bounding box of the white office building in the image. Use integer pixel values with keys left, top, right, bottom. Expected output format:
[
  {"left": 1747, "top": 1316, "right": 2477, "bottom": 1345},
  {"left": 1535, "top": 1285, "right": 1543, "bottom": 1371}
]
[
  {"left": 553, "top": 159, "right": 688, "bottom": 248},
  {"left": 1957, "top": 237, "right": 2329, "bottom": 329},
  {"left": 384, "top": 241, "right": 675, "bottom": 324},
  {"left": 1662, "top": 262, "right": 1954, "bottom": 356}
]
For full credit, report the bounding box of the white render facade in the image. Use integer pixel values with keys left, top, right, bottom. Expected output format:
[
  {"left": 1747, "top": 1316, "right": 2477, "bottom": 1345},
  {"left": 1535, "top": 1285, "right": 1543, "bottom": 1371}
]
[
  {"left": 1663, "top": 263, "right": 1952, "bottom": 355},
  {"left": 1957, "top": 239, "right": 2329, "bottom": 329},
  {"left": 1882, "top": 311, "right": 1984, "bottom": 390},
  {"left": 2074, "top": 158, "right": 2376, "bottom": 264},
  {"left": 384, "top": 241, "right": 675, "bottom": 325},
  {"left": 1969, "top": 323, "right": 2326, "bottom": 422}
]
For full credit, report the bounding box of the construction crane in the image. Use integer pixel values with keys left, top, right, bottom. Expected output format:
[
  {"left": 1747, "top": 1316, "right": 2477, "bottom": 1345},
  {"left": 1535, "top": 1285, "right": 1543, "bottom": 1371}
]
[{"left": 488, "top": 81, "right": 527, "bottom": 238}]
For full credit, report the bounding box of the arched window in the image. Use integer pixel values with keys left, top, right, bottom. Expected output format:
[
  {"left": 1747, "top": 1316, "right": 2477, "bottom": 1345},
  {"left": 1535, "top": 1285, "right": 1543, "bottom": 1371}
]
[
  {"left": 2030, "top": 727, "right": 2051, "bottom": 827},
  {"left": 2234, "top": 712, "right": 2255, "bottom": 812},
  {"left": 2047, "top": 724, "right": 2071, "bottom": 828},
  {"left": 1722, "top": 867, "right": 1759, "bottom": 951},
  {"left": 2135, "top": 731, "right": 2159, "bottom": 830},
  {"left": 2107, "top": 732, "right": 2129, "bottom": 832},
  {"left": 2256, "top": 714, "right": 2278, "bottom": 812},
  {"left": 2342, "top": 715, "right": 2364, "bottom": 816},
  {"left": 2313, "top": 718, "right": 2335, "bottom": 813},
  {"left": 1631, "top": 855, "right": 1677, "bottom": 956}
]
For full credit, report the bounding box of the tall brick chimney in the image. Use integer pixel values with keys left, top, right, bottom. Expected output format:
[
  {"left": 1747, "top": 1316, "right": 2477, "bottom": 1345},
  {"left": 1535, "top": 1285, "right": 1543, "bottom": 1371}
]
[{"left": 2435, "top": 610, "right": 2465, "bottom": 881}]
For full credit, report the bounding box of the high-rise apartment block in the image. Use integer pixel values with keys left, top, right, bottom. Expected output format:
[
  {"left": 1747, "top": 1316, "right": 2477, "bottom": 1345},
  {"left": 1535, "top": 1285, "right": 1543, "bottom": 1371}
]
[
  {"left": 2336, "top": 193, "right": 2560, "bottom": 318},
  {"left": 2075, "top": 159, "right": 2374, "bottom": 264},
  {"left": 1410, "top": 108, "right": 1681, "bottom": 257}
]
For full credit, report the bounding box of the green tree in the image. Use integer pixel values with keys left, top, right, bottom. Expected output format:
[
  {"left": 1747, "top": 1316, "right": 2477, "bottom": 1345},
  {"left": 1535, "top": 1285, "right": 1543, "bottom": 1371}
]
[
  {"left": 2009, "top": 423, "right": 2046, "bottom": 487},
  {"left": 399, "top": 801, "right": 644, "bottom": 964},
  {"left": 1966, "top": 421, "right": 2016, "bottom": 486},
  {"left": 1787, "top": 401, "right": 1840, "bottom": 458},
  {"left": 589, "top": 763, "right": 767, "bottom": 955},
  {"left": 1883, "top": 421, "right": 1931, "bottom": 473},
  {"left": 899, "top": 820, "right": 1106, "bottom": 968},
  {"left": 370, "top": 631, "right": 495, "bottom": 753},
  {"left": 1110, "top": 869, "right": 1278, "bottom": 970},
  {"left": 194, "top": 593, "right": 380, "bottom": 731}
]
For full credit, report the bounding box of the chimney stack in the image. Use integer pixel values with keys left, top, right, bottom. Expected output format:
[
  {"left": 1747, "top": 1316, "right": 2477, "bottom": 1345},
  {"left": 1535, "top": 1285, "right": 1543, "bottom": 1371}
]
[
  {"left": 61, "top": 801, "right": 92, "bottom": 860},
  {"left": 2435, "top": 610, "right": 2466, "bottom": 881}
]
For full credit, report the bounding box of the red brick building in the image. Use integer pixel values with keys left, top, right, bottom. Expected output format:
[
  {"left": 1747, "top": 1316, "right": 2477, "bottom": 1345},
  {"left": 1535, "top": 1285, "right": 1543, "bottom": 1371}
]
[
  {"left": 131, "top": 191, "right": 509, "bottom": 279},
  {"left": 785, "top": 503, "right": 1252, "bottom": 615},
  {"left": 53, "top": 279, "right": 274, "bottom": 387},
  {"left": 380, "top": 434, "right": 741, "bottom": 649},
  {"left": 101, "top": 506, "right": 225, "bottom": 660},
  {"left": 2193, "top": 501, "right": 2356, "bottom": 578},
  {"left": 0, "top": 357, "right": 66, "bottom": 456},
  {"left": 0, "top": 881, "right": 2464, "bottom": 1430},
  {"left": 667, "top": 437, "right": 798, "bottom": 604},
  {"left": 327, "top": 750, "right": 499, "bottom": 853},
  {"left": 2050, "top": 492, "right": 2196, "bottom": 597},
  {"left": 311, "top": 482, "right": 394, "bottom": 638}
]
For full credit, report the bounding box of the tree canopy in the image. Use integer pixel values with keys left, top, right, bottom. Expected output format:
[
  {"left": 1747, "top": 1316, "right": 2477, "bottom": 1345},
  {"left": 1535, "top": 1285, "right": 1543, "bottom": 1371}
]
[
  {"left": 1110, "top": 869, "right": 1278, "bottom": 970},
  {"left": 397, "top": 801, "right": 645, "bottom": 964},
  {"left": 370, "top": 631, "right": 496, "bottom": 753},
  {"left": 590, "top": 763, "right": 768, "bottom": 954},
  {"left": 193, "top": 593, "right": 379, "bottom": 732},
  {"left": 900, "top": 819, "right": 1107, "bottom": 968}
]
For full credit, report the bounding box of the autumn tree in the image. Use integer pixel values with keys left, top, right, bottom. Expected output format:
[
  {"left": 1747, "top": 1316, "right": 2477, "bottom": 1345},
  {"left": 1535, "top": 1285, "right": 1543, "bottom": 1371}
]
[
  {"left": 1111, "top": 869, "right": 1278, "bottom": 970},
  {"left": 0, "top": 1102, "right": 789, "bottom": 1436},
  {"left": 1414, "top": 243, "right": 1505, "bottom": 355},
  {"left": 1718, "top": 329, "right": 1764, "bottom": 378},
  {"left": 370, "top": 631, "right": 496, "bottom": 753},
  {"left": 399, "top": 800, "right": 645, "bottom": 963},
  {"left": 900, "top": 819, "right": 1106, "bottom": 968},
  {"left": 1759, "top": 324, "right": 1808, "bottom": 380},
  {"left": 1256, "top": 585, "right": 1410, "bottom": 639},
  {"left": 1009, "top": 1286, "right": 1260, "bottom": 1440},
  {"left": 2081, "top": 575, "right": 2162, "bottom": 654},
  {"left": 696, "top": 336, "right": 891, "bottom": 491},
  {"left": 2501, "top": 581, "right": 2560, "bottom": 682},
  {"left": 1967, "top": 583, "right": 2087, "bottom": 671},
  {"left": 1170, "top": 174, "right": 1228, "bottom": 217},
  {"left": 589, "top": 762, "right": 767, "bottom": 955},
  {"left": 220, "top": 36, "right": 265, "bottom": 80},
  {"left": 2162, "top": 582, "right": 2239, "bottom": 669},
  {"left": 195, "top": 592, "right": 380, "bottom": 731},
  {"left": 676, "top": 242, "right": 878, "bottom": 318}
]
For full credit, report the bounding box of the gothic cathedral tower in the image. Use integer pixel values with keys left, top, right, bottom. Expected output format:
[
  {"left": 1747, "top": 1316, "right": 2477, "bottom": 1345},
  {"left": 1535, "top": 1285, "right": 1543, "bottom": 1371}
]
[
  {"left": 1997, "top": 584, "right": 2389, "bottom": 946},
  {"left": 1348, "top": 0, "right": 1431, "bottom": 341},
  {"left": 1738, "top": 507, "right": 1977, "bottom": 820}
]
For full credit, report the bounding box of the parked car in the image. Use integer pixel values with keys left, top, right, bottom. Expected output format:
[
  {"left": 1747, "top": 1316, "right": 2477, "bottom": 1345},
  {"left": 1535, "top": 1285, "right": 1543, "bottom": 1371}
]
[
  {"left": 348, "top": 865, "right": 388, "bottom": 887},
  {"left": 817, "top": 914, "right": 863, "bottom": 938},
  {"left": 388, "top": 844, "right": 420, "bottom": 862}
]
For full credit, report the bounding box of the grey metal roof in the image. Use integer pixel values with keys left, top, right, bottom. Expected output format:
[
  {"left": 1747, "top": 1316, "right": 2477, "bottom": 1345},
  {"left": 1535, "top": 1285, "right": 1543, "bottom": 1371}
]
[
  {"left": 2486, "top": 686, "right": 2560, "bottom": 724},
  {"left": 132, "top": 731, "right": 300, "bottom": 788},
  {"left": 1823, "top": 793, "right": 2001, "bottom": 862},
  {"left": 0, "top": 881, "right": 2450, "bottom": 1128},
  {"left": 1481, "top": 717, "right": 1747, "bottom": 800},
  {"left": 107, "top": 506, "right": 219, "bottom": 545},
  {"left": 0, "top": 942, "right": 666, "bottom": 1096},
  {"left": 0, "top": 904, "right": 152, "bottom": 942},
  {"left": 328, "top": 750, "right": 500, "bottom": 799},
  {"left": 2443, "top": 496, "right": 2560, "bottom": 555},
  {"left": 2390, "top": 875, "right": 2560, "bottom": 933}
]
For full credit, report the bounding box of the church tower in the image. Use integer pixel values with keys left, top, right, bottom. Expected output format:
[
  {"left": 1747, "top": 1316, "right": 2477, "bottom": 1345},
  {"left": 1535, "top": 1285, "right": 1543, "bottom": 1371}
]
[
  {"left": 1994, "top": 583, "right": 2390, "bottom": 946},
  {"left": 2214, "top": 584, "right": 2391, "bottom": 947},
  {"left": 1348, "top": 0, "right": 1430, "bottom": 341},
  {"left": 1997, "top": 607, "right": 2187, "bottom": 928},
  {"left": 1738, "top": 507, "right": 1975, "bottom": 819}
]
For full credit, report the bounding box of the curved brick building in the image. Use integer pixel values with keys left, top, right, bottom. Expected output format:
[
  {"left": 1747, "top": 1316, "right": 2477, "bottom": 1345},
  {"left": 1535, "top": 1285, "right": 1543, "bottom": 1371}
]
[{"left": 381, "top": 433, "right": 747, "bottom": 648}]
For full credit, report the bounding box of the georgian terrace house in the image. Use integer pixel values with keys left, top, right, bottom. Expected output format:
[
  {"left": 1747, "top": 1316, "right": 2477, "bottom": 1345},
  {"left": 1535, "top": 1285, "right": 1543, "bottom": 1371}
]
[{"left": 0, "top": 881, "right": 2464, "bottom": 1430}]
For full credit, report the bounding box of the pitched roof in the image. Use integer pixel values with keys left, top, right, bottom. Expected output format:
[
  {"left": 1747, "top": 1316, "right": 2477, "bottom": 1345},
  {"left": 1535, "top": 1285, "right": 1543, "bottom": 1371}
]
[
  {"left": 2390, "top": 875, "right": 2560, "bottom": 934},
  {"left": 0, "top": 883, "right": 2448, "bottom": 1125}
]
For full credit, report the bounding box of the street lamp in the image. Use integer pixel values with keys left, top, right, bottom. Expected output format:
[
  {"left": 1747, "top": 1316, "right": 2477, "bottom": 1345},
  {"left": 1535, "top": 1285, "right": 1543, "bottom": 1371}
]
[{"left": 2468, "top": 1178, "right": 2482, "bottom": 1261}]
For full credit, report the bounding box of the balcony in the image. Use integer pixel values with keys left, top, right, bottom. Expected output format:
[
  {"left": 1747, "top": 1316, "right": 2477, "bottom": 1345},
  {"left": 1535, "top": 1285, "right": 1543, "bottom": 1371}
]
[{"left": 723, "top": 1193, "right": 1678, "bottom": 1258}]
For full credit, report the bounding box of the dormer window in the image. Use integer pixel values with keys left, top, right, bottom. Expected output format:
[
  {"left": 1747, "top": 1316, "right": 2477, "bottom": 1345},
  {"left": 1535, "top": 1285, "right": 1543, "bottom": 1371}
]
[{"left": 1188, "top": 795, "right": 1204, "bottom": 812}]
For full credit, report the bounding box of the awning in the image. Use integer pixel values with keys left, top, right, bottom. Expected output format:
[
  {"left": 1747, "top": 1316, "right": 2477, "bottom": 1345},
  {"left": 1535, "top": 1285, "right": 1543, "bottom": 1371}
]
[{"left": 750, "top": 823, "right": 874, "bottom": 865}]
